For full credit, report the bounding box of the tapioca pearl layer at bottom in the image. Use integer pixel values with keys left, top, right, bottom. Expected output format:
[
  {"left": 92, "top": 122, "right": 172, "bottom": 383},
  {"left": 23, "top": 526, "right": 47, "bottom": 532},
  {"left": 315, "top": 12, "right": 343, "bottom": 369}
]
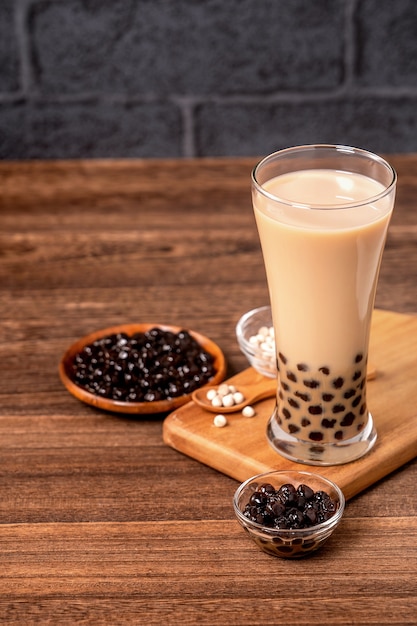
[
  {"left": 276, "top": 352, "right": 368, "bottom": 444},
  {"left": 252, "top": 534, "right": 320, "bottom": 558}
]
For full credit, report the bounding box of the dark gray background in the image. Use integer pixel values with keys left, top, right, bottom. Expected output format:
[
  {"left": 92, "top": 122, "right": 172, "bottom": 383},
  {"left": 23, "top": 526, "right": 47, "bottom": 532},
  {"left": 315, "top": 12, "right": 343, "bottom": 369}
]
[{"left": 1, "top": 0, "right": 417, "bottom": 159}]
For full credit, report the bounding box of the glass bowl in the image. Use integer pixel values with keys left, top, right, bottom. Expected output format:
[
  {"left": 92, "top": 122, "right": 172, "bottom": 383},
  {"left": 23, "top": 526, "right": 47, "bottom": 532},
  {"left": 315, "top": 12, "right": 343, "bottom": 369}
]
[
  {"left": 233, "top": 470, "right": 345, "bottom": 558},
  {"left": 236, "top": 305, "right": 276, "bottom": 378}
]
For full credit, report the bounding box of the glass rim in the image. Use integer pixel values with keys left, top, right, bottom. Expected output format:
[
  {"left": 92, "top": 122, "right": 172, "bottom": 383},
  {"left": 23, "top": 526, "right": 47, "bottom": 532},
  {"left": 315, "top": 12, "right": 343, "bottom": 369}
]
[{"left": 251, "top": 144, "right": 397, "bottom": 210}]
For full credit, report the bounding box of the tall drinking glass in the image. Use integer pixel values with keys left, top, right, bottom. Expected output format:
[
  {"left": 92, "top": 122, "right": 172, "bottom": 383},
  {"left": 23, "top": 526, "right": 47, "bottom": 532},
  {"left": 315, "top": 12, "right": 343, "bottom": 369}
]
[{"left": 251, "top": 145, "right": 396, "bottom": 465}]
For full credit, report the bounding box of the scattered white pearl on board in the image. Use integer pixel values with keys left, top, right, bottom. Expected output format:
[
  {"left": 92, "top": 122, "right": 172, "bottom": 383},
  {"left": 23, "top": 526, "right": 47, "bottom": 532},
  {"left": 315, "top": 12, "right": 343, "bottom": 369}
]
[
  {"left": 213, "top": 414, "right": 228, "bottom": 427},
  {"left": 242, "top": 405, "right": 256, "bottom": 418}
]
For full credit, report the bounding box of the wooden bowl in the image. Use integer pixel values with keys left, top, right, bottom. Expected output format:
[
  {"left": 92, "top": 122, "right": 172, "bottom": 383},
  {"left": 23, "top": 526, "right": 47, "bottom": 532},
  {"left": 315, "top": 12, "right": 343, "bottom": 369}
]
[{"left": 59, "top": 323, "right": 227, "bottom": 414}]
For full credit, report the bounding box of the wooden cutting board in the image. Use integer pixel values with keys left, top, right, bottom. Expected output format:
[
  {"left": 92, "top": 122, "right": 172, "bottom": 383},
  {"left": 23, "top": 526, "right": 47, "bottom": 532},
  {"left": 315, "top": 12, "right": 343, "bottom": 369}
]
[{"left": 163, "top": 309, "right": 417, "bottom": 499}]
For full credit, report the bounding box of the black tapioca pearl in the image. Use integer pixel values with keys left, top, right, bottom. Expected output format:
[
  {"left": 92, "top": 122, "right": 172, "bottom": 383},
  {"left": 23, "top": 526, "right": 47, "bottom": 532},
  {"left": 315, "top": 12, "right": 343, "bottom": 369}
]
[
  {"left": 360, "top": 378, "right": 366, "bottom": 389},
  {"left": 287, "top": 371, "right": 297, "bottom": 382},
  {"left": 332, "top": 377, "right": 344, "bottom": 389},
  {"left": 352, "top": 371, "right": 361, "bottom": 381},
  {"left": 288, "top": 398, "right": 300, "bottom": 409},
  {"left": 352, "top": 395, "right": 362, "bottom": 408},
  {"left": 360, "top": 403, "right": 367, "bottom": 415},
  {"left": 308, "top": 405, "right": 323, "bottom": 415},
  {"left": 322, "top": 393, "right": 335, "bottom": 402},
  {"left": 279, "top": 389, "right": 284, "bottom": 400},
  {"left": 321, "top": 418, "right": 336, "bottom": 428},
  {"left": 282, "top": 407, "right": 291, "bottom": 420},
  {"left": 332, "top": 404, "right": 345, "bottom": 414},
  {"left": 292, "top": 537, "right": 303, "bottom": 546},
  {"left": 355, "top": 353, "right": 363, "bottom": 363},
  {"left": 334, "top": 430, "right": 344, "bottom": 440},
  {"left": 278, "top": 352, "right": 287, "bottom": 364},
  {"left": 288, "top": 423, "right": 300, "bottom": 434},
  {"left": 271, "top": 536, "right": 285, "bottom": 545},
  {"left": 295, "top": 391, "right": 311, "bottom": 402},
  {"left": 297, "top": 363, "right": 309, "bottom": 372},
  {"left": 309, "top": 431, "right": 324, "bottom": 442},
  {"left": 301, "top": 417, "right": 311, "bottom": 427},
  {"left": 304, "top": 379, "right": 320, "bottom": 389},
  {"left": 341, "top": 412, "right": 355, "bottom": 427},
  {"left": 357, "top": 422, "right": 365, "bottom": 432},
  {"left": 281, "top": 381, "right": 290, "bottom": 391},
  {"left": 344, "top": 389, "right": 355, "bottom": 399},
  {"left": 277, "top": 545, "right": 295, "bottom": 555},
  {"left": 309, "top": 445, "right": 325, "bottom": 454},
  {"left": 319, "top": 366, "right": 330, "bottom": 375}
]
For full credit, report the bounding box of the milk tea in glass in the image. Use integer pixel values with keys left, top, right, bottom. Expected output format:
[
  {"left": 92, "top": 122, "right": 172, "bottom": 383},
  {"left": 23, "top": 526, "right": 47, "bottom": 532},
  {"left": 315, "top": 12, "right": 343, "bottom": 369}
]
[{"left": 251, "top": 145, "right": 396, "bottom": 465}]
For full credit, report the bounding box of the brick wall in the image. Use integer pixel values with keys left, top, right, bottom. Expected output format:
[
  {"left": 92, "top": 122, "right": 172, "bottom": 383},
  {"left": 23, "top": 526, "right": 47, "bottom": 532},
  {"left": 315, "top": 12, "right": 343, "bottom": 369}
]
[{"left": 1, "top": 0, "right": 417, "bottom": 159}]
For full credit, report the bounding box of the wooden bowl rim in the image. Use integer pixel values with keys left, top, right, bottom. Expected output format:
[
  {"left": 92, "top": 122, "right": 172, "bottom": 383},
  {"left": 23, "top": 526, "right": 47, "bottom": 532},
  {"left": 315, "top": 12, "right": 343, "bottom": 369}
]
[{"left": 59, "top": 322, "right": 227, "bottom": 414}]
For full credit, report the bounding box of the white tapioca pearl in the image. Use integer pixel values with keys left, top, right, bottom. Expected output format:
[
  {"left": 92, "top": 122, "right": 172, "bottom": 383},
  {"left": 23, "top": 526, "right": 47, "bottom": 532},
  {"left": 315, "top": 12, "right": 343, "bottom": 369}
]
[
  {"left": 210, "top": 395, "right": 223, "bottom": 408},
  {"left": 217, "top": 383, "right": 230, "bottom": 397},
  {"left": 206, "top": 388, "right": 217, "bottom": 401},
  {"left": 242, "top": 405, "right": 256, "bottom": 418},
  {"left": 221, "top": 393, "right": 235, "bottom": 408},
  {"left": 213, "top": 414, "right": 228, "bottom": 427},
  {"left": 233, "top": 391, "right": 245, "bottom": 404}
]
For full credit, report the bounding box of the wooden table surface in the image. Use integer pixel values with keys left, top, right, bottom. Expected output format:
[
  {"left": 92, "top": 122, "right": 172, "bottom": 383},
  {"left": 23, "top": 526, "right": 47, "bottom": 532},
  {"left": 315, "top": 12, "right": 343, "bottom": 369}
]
[{"left": 0, "top": 156, "right": 416, "bottom": 625}]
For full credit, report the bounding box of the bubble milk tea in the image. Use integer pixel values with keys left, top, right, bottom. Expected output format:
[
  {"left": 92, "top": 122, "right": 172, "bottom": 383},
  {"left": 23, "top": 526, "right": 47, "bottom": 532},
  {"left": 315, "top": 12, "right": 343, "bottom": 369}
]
[{"left": 252, "top": 168, "right": 394, "bottom": 448}]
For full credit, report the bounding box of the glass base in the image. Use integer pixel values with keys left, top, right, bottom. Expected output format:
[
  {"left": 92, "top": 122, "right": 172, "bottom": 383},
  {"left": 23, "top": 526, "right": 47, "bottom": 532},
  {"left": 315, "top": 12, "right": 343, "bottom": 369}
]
[{"left": 266, "top": 408, "right": 377, "bottom": 466}]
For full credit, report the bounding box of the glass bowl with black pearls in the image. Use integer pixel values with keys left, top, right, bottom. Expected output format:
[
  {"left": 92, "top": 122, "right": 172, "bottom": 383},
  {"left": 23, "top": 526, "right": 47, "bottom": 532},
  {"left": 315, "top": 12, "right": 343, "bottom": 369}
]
[
  {"left": 235, "top": 305, "right": 277, "bottom": 378},
  {"left": 233, "top": 470, "right": 345, "bottom": 558}
]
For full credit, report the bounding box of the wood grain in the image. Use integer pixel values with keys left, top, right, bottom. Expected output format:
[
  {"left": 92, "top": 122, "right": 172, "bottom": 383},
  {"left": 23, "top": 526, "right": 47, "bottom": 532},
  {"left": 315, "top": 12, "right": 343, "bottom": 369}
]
[
  {"left": 1, "top": 519, "right": 416, "bottom": 625},
  {"left": 0, "top": 156, "right": 416, "bottom": 625}
]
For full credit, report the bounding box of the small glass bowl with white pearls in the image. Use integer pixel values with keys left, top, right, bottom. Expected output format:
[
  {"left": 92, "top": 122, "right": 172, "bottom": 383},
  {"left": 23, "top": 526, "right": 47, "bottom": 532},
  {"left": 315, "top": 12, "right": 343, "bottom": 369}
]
[{"left": 236, "top": 306, "right": 277, "bottom": 378}]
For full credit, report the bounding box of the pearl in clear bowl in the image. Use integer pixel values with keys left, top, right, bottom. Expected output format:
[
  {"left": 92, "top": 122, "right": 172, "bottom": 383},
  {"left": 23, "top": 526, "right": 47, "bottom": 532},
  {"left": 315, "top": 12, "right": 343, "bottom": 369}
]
[
  {"left": 236, "top": 306, "right": 276, "bottom": 378},
  {"left": 233, "top": 470, "right": 345, "bottom": 558}
]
